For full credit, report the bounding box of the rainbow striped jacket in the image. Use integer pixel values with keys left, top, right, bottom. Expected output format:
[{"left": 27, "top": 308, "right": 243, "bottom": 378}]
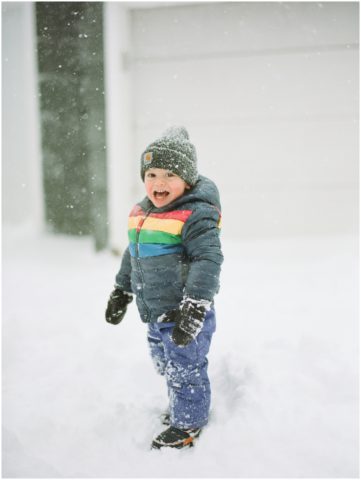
[{"left": 115, "top": 176, "right": 223, "bottom": 323}]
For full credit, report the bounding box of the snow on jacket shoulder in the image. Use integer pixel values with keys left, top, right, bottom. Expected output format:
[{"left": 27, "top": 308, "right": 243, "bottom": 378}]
[{"left": 115, "top": 175, "right": 223, "bottom": 323}]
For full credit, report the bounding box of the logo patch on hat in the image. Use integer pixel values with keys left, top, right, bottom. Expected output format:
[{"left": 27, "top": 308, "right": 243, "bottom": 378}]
[{"left": 144, "top": 152, "right": 153, "bottom": 165}]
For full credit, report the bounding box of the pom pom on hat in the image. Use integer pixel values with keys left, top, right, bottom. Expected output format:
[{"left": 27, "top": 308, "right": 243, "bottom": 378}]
[
  {"left": 162, "top": 125, "right": 189, "bottom": 140},
  {"left": 140, "top": 126, "right": 198, "bottom": 186}
]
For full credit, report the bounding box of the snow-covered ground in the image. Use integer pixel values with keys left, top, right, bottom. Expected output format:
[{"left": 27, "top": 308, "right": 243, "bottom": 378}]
[{"left": 2, "top": 226, "right": 359, "bottom": 478}]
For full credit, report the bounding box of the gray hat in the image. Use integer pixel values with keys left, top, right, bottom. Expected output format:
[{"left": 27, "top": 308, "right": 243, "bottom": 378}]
[{"left": 140, "top": 126, "right": 198, "bottom": 186}]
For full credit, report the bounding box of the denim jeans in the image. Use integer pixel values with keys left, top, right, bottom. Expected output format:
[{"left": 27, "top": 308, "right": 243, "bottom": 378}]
[{"left": 147, "top": 309, "right": 216, "bottom": 429}]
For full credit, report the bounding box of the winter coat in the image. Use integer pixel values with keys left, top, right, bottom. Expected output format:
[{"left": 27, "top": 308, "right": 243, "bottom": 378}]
[{"left": 115, "top": 175, "right": 223, "bottom": 323}]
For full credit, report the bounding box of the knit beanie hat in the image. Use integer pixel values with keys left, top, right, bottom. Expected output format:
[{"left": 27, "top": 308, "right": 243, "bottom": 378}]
[{"left": 140, "top": 126, "right": 198, "bottom": 186}]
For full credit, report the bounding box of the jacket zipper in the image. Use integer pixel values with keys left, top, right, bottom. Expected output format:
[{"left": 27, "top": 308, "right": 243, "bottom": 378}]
[{"left": 135, "top": 207, "right": 153, "bottom": 319}]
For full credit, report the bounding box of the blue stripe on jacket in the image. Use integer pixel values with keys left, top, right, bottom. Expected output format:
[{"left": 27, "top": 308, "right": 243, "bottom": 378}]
[{"left": 129, "top": 242, "right": 184, "bottom": 258}]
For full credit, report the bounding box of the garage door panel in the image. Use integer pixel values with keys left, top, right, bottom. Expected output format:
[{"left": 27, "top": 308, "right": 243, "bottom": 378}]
[
  {"left": 131, "top": 3, "right": 358, "bottom": 59},
  {"left": 221, "top": 188, "right": 357, "bottom": 237},
  {"left": 133, "top": 50, "right": 357, "bottom": 124},
  {"left": 196, "top": 121, "right": 358, "bottom": 186}
]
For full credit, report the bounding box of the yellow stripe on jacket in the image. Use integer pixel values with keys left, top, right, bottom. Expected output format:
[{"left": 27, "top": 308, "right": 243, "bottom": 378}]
[{"left": 128, "top": 215, "right": 185, "bottom": 235}]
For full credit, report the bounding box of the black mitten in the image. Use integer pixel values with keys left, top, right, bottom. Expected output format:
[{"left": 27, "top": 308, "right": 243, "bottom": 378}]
[
  {"left": 105, "top": 288, "right": 133, "bottom": 325},
  {"left": 159, "top": 297, "right": 211, "bottom": 347}
]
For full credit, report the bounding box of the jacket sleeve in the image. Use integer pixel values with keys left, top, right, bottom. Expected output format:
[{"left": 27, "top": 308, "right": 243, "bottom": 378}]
[
  {"left": 115, "top": 246, "right": 133, "bottom": 293},
  {"left": 182, "top": 205, "right": 223, "bottom": 301}
]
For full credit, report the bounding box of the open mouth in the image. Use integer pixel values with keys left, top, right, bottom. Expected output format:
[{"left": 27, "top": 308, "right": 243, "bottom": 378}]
[{"left": 153, "top": 190, "right": 169, "bottom": 200}]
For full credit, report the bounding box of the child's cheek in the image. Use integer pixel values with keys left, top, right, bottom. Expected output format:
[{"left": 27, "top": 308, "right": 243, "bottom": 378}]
[{"left": 145, "top": 182, "right": 153, "bottom": 198}]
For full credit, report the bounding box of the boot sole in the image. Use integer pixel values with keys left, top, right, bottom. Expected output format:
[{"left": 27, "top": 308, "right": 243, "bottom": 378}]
[{"left": 151, "top": 428, "right": 201, "bottom": 450}]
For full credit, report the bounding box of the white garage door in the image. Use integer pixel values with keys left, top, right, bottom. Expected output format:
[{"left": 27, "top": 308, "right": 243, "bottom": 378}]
[{"left": 128, "top": 2, "right": 358, "bottom": 239}]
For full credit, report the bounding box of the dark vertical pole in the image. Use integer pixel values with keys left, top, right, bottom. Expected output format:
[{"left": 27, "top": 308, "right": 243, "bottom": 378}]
[
  {"left": 36, "top": 2, "right": 108, "bottom": 250},
  {"left": 37, "top": 2, "right": 91, "bottom": 236}
]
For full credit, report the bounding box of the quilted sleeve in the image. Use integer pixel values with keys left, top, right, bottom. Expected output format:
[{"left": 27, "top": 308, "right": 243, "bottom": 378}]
[
  {"left": 182, "top": 204, "right": 223, "bottom": 301},
  {"left": 115, "top": 246, "right": 133, "bottom": 293}
]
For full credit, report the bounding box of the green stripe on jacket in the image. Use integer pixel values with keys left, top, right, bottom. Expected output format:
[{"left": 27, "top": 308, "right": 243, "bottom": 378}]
[{"left": 128, "top": 228, "right": 182, "bottom": 245}]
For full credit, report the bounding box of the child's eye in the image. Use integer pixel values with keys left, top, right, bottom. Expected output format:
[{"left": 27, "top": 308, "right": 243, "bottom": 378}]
[
  {"left": 146, "top": 172, "right": 156, "bottom": 178},
  {"left": 166, "top": 172, "right": 175, "bottom": 177}
]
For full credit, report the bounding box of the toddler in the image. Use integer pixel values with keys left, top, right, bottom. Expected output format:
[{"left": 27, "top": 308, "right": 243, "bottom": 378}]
[{"left": 105, "top": 126, "right": 223, "bottom": 449}]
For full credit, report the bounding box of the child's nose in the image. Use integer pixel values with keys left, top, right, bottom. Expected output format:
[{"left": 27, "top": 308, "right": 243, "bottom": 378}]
[{"left": 155, "top": 177, "right": 166, "bottom": 187}]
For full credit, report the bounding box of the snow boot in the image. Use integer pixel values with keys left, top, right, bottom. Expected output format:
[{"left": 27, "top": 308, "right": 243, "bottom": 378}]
[{"left": 151, "top": 426, "right": 202, "bottom": 450}]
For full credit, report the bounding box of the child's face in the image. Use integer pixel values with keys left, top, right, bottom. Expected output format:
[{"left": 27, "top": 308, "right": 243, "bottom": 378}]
[{"left": 144, "top": 168, "right": 190, "bottom": 208}]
